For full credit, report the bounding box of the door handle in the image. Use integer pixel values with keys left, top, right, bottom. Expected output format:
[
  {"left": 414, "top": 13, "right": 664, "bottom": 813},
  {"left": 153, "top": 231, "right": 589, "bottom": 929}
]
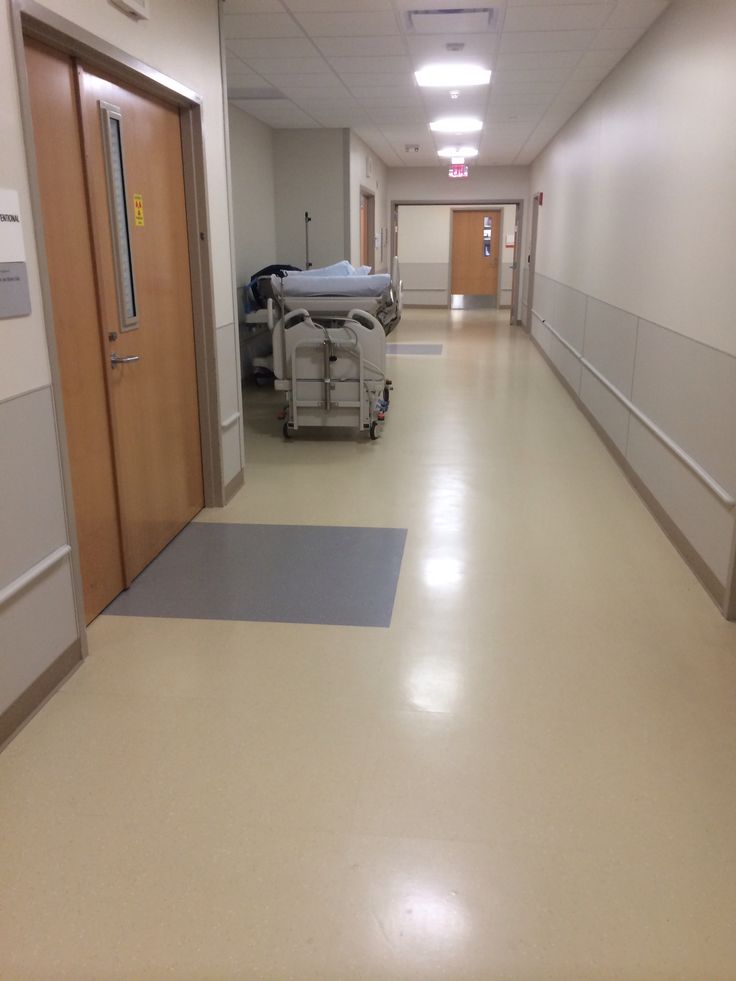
[{"left": 110, "top": 352, "right": 141, "bottom": 368}]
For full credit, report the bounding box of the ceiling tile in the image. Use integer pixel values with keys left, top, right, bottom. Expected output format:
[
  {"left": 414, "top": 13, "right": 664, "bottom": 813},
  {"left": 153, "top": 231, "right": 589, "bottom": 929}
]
[
  {"left": 590, "top": 28, "right": 645, "bottom": 50},
  {"left": 575, "top": 48, "right": 626, "bottom": 70},
  {"left": 313, "top": 35, "right": 407, "bottom": 56},
  {"left": 224, "top": 13, "right": 304, "bottom": 38},
  {"left": 223, "top": 0, "right": 285, "bottom": 11},
  {"left": 327, "top": 55, "right": 412, "bottom": 74},
  {"left": 244, "top": 57, "right": 329, "bottom": 75},
  {"left": 291, "top": 11, "right": 400, "bottom": 37},
  {"left": 285, "top": 0, "right": 392, "bottom": 9},
  {"left": 228, "top": 37, "right": 319, "bottom": 59},
  {"left": 495, "top": 50, "right": 583, "bottom": 70},
  {"left": 492, "top": 66, "right": 573, "bottom": 82},
  {"left": 604, "top": 1, "right": 669, "bottom": 30},
  {"left": 499, "top": 30, "right": 596, "bottom": 53},
  {"left": 504, "top": 4, "right": 615, "bottom": 32}
]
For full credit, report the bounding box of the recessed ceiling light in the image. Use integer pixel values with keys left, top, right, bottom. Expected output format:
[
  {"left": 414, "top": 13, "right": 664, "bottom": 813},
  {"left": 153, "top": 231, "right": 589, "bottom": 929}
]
[
  {"left": 438, "top": 145, "right": 479, "bottom": 158},
  {"left": 430, "top": 116, "right": 483, "bottom": 134},
  {"left": 415, "top": 64, "right": 491, "bottom": 88}
]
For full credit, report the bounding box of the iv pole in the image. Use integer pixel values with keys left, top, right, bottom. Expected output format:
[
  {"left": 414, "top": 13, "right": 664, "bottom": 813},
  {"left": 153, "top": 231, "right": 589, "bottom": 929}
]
[{"left": 304, "top": 211, "right": 312, "bottom": 268}]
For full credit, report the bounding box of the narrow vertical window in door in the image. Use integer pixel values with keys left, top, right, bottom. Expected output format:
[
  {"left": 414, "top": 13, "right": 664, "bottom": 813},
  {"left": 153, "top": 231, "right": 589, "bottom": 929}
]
[{"left": 100, "top": 104, "right": 138, "bottom": 330}]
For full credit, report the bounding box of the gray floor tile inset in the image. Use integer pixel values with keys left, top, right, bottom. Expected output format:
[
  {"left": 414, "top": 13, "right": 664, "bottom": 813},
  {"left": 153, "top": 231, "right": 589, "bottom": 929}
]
[
  {"left": 386, "top": 343, "right": 443, "bottom": 356},
  {"left": 103, "top": 522, "right": 407, "bottom": 628}
]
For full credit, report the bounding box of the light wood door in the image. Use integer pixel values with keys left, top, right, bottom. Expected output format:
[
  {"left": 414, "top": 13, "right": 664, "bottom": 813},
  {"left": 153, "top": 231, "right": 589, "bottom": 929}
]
[
  {"left": 25, "top": 40, "right": 126, "bottom": 622},
  {"left": 77, "top": 66, "right": 204, "bottom": 582},
  {"left": 24, "top": 41, "right": 204, "bottom": 619},
  {"left": 451, "top": 210, "right": 501, "bottom": 297}
]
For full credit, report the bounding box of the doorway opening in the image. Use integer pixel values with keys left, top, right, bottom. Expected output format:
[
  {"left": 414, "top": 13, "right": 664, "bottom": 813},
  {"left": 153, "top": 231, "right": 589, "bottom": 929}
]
[{"left": 392, "top": 200, "right": 523, "bottom": 321}]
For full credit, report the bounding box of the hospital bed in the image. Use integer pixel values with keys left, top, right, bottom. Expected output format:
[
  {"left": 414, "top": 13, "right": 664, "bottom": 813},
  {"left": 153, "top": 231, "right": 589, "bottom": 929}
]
[
  {"left": 272, "top": 307, "right": 391, "bottom": 439},
  {"left": 260, "top": 256, "right": 402, "bottom": 337}
]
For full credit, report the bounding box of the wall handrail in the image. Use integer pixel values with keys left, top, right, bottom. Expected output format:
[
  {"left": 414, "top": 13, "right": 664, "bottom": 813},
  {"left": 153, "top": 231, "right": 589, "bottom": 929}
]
[
  {"left": 531, "top": 309, "right": 736, "bottom": 510},
  {"left": 0, "top": 545, "right": 72, "bottom": 611}
]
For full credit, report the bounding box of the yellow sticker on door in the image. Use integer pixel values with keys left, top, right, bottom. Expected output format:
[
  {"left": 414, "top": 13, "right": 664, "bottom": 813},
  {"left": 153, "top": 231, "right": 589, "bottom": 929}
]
[{"left": 133, "top": 194, "right": 144, "bottom": 227}]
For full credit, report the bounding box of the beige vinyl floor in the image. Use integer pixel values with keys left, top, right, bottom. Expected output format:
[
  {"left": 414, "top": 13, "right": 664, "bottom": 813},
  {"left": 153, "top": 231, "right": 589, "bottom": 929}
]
[{"left": 2, "top": 309, "right": 736, "bottom": 980}]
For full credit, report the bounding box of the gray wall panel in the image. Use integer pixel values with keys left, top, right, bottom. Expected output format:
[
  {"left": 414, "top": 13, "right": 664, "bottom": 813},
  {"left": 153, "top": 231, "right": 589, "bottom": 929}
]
[
  {"left": 0, "top": 388, "right": 68, "bottom": 591},
  {"left": 583, "top": 298, "right": 638, "bottom": 397},
  {"left": 580, "top": 370, "right": 630, "bottom": 455},
  {"left": 548, "top": 330, "right": 582, "bottom": 395},
  {"left": 626, "top": 418, "right": 733, "bottom": 586},
  {"left": 532, "top": 273, "right": 554, "bottom": 322},
  {"left": 402, "top": 262, "right": 449, "bottom": 291},
  {"left": 553, "top": 283, "right": 586, "bottom": 352},
  {"left": 632, "top": 320, "right": 736, "bottom": 499},
  {"left": 0, "top": 558, "right": 78, "bottom": 715}
]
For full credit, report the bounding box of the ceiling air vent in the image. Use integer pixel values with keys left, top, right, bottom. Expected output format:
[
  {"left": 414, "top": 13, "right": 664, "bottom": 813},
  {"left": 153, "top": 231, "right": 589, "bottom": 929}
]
[
  {"left": 109, "top": 0, "right": 150, "bottom": 20},
  {"left": 406, "top": 7, "right": 497, "bottom": 34}
]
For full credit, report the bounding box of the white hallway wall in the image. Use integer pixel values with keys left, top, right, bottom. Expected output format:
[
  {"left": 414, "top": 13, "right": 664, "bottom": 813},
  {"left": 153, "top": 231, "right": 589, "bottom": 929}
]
[
  {"left": 0, "top": 0, "right": 240, "bottom": 732},
  {"left": 228, "top": 104, "right": 277, "bottom": 288},
  {"left": 348, "top": 132, "right": 389, "bottom": 273},
  {"left": 273, "top": 128, "right": 349, "bottom": 270},
  {"left": 529, "top": 0, "right": 736, "bottom": 605}
]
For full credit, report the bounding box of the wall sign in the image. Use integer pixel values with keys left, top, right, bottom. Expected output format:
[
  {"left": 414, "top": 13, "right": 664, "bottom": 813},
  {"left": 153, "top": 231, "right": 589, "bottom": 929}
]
[{"left": 0, "top": 188, "right": 31, "bottom": 319}]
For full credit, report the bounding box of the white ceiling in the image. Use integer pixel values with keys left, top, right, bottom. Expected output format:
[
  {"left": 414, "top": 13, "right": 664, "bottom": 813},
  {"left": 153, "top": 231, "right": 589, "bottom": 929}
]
[{"left": 223, "top": 0, "right": 670, "bottom": 167}]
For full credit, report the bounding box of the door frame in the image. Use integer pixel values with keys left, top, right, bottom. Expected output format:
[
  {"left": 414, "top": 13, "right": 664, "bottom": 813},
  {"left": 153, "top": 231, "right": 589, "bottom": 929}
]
[
  {"left": 391, "top": 198, "right": 524, "bottom": 323},
  {"left": 10, "top": 0, "right": 225, "bottom": 647},
  {"left": 359, "top": 188, "right": 375, "bottom": 271},
  {"left": 525, "top": 192, "right": 543, "bottom": 331}
]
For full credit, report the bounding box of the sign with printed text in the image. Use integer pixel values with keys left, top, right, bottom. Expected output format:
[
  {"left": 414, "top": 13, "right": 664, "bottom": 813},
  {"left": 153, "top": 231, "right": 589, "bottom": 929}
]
[
  {"left": 0, "top": 188, "right": 31, "bottom": 319},
  {"left": 133, "top": 193, "right": 144, "bottom": 227}
]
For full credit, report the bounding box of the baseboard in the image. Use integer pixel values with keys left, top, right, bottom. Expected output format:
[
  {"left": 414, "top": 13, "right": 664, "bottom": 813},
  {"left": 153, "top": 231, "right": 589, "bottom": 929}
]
[
  {"left": 0, "top": 638, "right": 83, "bottom": 752},
  {"left": 530, "top": 334, "right": 727, "bottom": 614},
  {"left": 224, "top": 468, "right": 244, "bottom": 504}
]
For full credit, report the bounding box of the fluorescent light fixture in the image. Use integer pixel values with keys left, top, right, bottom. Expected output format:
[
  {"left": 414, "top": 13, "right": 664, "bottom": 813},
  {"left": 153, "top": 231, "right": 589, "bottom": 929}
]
[
  {"left": 438, "top": 145, "right": 479, "bottom": 158},
  {"left": 415, "top": 64, "right": 491, "bottom": 88},
  {"left": 430, "top": 116, "right": 483, "bottom": 134}
]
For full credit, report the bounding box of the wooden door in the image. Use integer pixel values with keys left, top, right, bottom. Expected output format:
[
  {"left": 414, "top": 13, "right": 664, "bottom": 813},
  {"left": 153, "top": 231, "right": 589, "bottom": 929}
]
[
  {"left": 451, "top": 210, "right": 501, "bottom": 298},
  {"left": 25, "top": 40, "right": 126, "bottom": 622},
  {"left": 24, "top": 41, "right": 204, "bottom": 619},
  {"left": 76, "top": 66, "right": 204, "bottom": 582},
  {"left": 360, "top": 192, "right": 374, "bottom": 271}
]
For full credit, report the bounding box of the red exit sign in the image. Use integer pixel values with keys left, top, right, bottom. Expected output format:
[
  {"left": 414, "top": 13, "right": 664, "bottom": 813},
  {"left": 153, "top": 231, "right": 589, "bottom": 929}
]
[{"left": 448, "top": 163, "right": 469, "bottom": 179}]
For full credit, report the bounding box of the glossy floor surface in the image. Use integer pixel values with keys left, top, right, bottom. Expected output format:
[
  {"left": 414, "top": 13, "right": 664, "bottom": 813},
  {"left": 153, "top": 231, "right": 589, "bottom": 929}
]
[{"left": 2, "top": 309, "right": 736, "bottom": 979}]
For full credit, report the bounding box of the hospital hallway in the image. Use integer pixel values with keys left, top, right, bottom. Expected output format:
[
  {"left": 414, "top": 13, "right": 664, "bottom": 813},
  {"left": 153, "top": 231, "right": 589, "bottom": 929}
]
[{"left": 2, "top": 306, "right": 736, "bottom": 980}]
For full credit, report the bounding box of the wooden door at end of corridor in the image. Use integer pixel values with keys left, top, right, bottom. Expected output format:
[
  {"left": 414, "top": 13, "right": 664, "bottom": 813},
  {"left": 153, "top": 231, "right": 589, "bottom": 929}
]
[
  {"left": 451, "top": 210, "right": 501, "bottom": 299},
  {"left": 25, "top": 39, "right": 204, "bottom": 622}
]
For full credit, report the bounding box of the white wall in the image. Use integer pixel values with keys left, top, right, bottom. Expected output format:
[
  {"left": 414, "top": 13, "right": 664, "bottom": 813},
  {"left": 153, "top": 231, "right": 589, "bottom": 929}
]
[
  {"left": 274, "top": 128, "right": 349, "bottom": 269},
  {"left": 388, "top": 165, "right": 530, "bottom": 211},
  {"left": 396, "top": 205, "right": 452, "bottom": 306},
  {"left": 530, "top": 0, "right": 735, "bottom": 358},
  {"left": 0, "top": 0, "right": 240, "bottom": 730},
  {"left": 228, "top": 104, "right": 276, "bottom": 287},
  {"left": 527, "top": 0, "right": 736, "bottom": 603},
  {"left": 348, "top": 132, "right": 389, "bottom": 272}
]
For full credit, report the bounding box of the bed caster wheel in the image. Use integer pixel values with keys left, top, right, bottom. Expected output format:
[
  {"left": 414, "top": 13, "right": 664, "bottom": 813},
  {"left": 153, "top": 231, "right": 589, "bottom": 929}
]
[
  {"left": 369, "top": 421, "right": 379, "bottom": 440},
  {"left": 282, "top": 422, "right": 291, "bottom": 439}
]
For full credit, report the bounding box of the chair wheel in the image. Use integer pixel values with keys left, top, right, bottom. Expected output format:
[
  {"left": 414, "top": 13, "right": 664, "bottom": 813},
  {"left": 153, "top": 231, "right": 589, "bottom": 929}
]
[
  {"left": 282, "top": 422, "right": 291, "bottom": 439},
  {"left": 369, "top": 421, "right": 379, "bottom": 440}
]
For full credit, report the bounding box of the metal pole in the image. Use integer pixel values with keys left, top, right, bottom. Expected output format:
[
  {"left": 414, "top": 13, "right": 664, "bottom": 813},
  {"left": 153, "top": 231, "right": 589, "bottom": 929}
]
[{"left": 304, "top": 210, "right": 312, "bottom": 268}]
